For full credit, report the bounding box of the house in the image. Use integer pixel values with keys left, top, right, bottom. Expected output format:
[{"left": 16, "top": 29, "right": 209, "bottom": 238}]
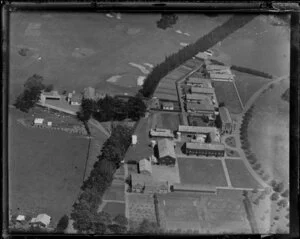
[
  {"left": 157, "top": 139, "right": 176, "bottom": 165},
  {"left": 219, "top": 106, "right": 233, "bottom": 134},
  {"left": 69, "top": 93, "right": 82, "bottom": 106},
  {"left": 47, "top": 121, "right": 52, "bottom": 127},
  {"left": 33, "top": 118, "right": 44, "bottom": 126},
  {"left": 139, "top": 158, "right": 152, "bottom": 175},
  {"left": 162, "top": 102, "right": 174, "bottom": 111},
  {"left": 185, "top": 142, "right": 225, "bottom": 157},
  {"left": 39, "top": 91, "right": 61, "bottom": 105},
  {"left": 30, "top": 214, "right": 51, "bottom": 228},
  {"left": 171, "top": 183, "right": 217, "bottom": 194},
  {"left": 150, "top": 128, "right": 174, "bottom": 138},
  {"left": 83, "top": 87, "right": 96, "bottom": 99}
]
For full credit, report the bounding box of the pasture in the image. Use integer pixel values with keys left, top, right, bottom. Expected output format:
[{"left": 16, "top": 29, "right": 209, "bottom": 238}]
[
  {"left": 213, "top": 81, "right": 243, "bottom": 114},
  {"left": 9, "top": 12, "right": 230, "bottom": 103},
  {"left": 9, "top": 108, "right": 89, "bottom": 224},
  {"left": 177, "top": 158, "right": 228, "bottom": 187},
  {"left": 233, "top": 70, "right": 271, "bottom": 105},
  {"left": 225, "top": 159, "right": 263, "bottom": 189}
]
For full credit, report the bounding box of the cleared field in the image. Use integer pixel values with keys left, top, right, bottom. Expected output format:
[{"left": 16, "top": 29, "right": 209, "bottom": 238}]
[
  {"left": 128, "top": 194, "right": 157, "bottom": 230},
  {"left": 9, "top": 108, "right": 89, "bottom": 224},
  {"left": 102, "top": 202, "right": 125, "bottom": 218},
  {"left": 10, "top": 13, "right": 230, "bottom": 103},
  {"left": 177, "top": 158, "right": 228, "bottom": 187},
  {"left": 233, "top": 70, "right": 271, "bottom": 105},
  {"left": 225, "top": 159, "right": 262, "bottom": 189},
  {"left": 213, "top": 81, "right": 243, "bottom": 114},
  {"left": 151, "top": 112, "right": 182, "bottom": 131}
]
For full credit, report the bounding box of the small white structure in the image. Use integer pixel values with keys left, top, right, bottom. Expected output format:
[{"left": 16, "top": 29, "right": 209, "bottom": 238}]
[
  {"left": 176, "top": 131, "right": 181, "bottom": 141},
  {"left": 47, "top": 121, "right": 52, "bottom": 127},
  {"left": 151, "top": 140, "right": 156, "bottom": 148},
  {"left": 30, "top": 214, "right": 51, "bottom": 228},
  {"left": 34, "top": 118, "right": 44, "bottom": 125},
  {"left": 137, "top": 76, "right": 146, "bottom": 86},
  {"left": 132, "top": 135, "right": 137, "bottom": 145},
  {"left": 16, "top": 215, "right": 25, "bottom": 221}
]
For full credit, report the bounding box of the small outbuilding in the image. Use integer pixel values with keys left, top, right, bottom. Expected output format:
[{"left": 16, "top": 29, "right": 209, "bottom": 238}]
[
  {"left": 161, "top": 102, "right": 174, "bottom": 111},
  {"left": 34, "top": 118, "right": 44, "bottom": 126},
  {"left": 30, "top": 214, "right": 51, "bottom": 228},
  {"left": 139, "top": 158, "right": 152, "bottom": 175}
]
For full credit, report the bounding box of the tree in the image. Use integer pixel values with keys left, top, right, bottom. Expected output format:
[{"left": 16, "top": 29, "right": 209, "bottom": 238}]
[
  {"left": 94, "top": 222, "right": 106, "bottom": 234},
  {"left": 270, "top": 192, "right": 280, "bottom": 201},
  {"left": 44, "top": 84, "right": 54, "bottom": 92},
  {"left": 277, "top": 199, "right": 288, "bottom": 208},
  {"left": 156, "top": 13, "right": 178, "bottom": 30},
  {"left": 113, "top": 215, "right": 128, "bottom": 227},
  {"left": 137, "top": 219, "right": 161, "bottom": 234},
  {"left": 56, "top": 214, "right": 69, "bottom": 233},
  {"left": 273, "top": 181, "right": 285, "bottom": 193},
  {"left": 107, "top": 224, "right": 127, "bottom": 234},
  {"left": 127, "top": 96, "right": 147, "bottom": 121},
  {"left": 281, "top": 189, "right": 289, "bottom": 198},
  {"left": 24, "top": 74, "right": 45, "bottom": 91},
  {"left": 219, "top": 102, "right": 225, "bottom": 107}
]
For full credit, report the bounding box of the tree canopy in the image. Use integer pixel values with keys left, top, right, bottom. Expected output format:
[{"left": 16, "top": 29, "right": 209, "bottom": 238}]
[{"left": 156, "top": 13, "right": 178, "bottom": 30}]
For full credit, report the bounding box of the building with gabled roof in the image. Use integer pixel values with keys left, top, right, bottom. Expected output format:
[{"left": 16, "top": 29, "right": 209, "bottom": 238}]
[
  {"left": 185, "top": 142, "right": 225, "bottom": 157},
  {"left": 150, "top": 128, "right": 174, "bottom": 138},
  {"left": 157, "top": 139, "right": 176, "bottom": 165},
  {"left": 219, "top": 106, "right": 233, "bottom": 134},
  {"left": 139, "top": 158, "right": 152, "bottom": 175},
  {"left": 30, "top": 214, "right": 51, "bottom": 228}
]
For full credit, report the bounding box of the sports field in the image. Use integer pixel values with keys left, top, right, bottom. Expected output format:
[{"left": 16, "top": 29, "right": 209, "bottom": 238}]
[
  {"left": 225, "top": 159, "right": 262, "bottom": 189},
  {"left": 9, "top": 108, "right": 89, "bottom": 224},
  {"left": 9, "top": 12, "right": 230, "bottom": 103},
  {"left": 177, "top": 158, "right": 228, "bottom": 187}
]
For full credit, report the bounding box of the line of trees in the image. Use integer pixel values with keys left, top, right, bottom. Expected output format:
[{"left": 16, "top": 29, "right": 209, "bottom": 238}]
[
  {"left": 14, "top": 74, "right": 53, "bottom": 113},
  {"left": 77, "top": 95, "right": 147, "bottom": 123},
  {"left": 71, "top": 123, "right": 133, "bottom": 234},
  {"left": 140, "top": 14, "right": 256, "bottom": 98}
]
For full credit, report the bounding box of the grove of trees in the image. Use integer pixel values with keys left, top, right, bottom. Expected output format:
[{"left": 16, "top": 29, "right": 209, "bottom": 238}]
[
  {"left": 156, "top": 13, "right": 178, "bottom": 30},
  {"left": 14, "top": 74, "right": 54, "bottom": 113},
  {"left": 77, "top": 95, "right": 147, "bottom": 123},
  {"left": 71, "top": 124, "right": 133, "bottom": 234}
]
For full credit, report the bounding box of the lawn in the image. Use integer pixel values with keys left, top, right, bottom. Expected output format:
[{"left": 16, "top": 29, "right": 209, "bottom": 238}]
[
  {"left": 9, "top": 12, "right": 230, "bottom": 103},
  {"left": 103, "top": 184, "right": 125, "bottom": 202},
  {"left": 102, "top": 202, "right": 125, "bottom": 218},
  {"left": 225, "top": 159, "right": 263, "bottom": 189},
  {"left": 177, "top": 158, "right": 228, "bottom": 187},
  {"left": 151, "top": 112, "right": 182, "bottom": 131},
  {"left": 213, "top": 81, "right": 243, "bottom": 114},
  {"left": 233, "top": 70, "right": 271, "bottom": 105},
  {"left": 9, "top": 108, "right": 89, "bottom": 224}
]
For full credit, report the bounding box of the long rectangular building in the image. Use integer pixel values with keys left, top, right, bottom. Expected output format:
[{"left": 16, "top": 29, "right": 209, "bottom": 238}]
[
  {"left": 209, "top": 73, "right": 235, "bottom": 81},
  {"left": 186, "top": 93, "right": 213, "bottom": 102},
  {"left": 185, "top": 142, "right": 225, "bottom": 157},
  {"left": 206, "top": 65, "right": 230, "bottom": 71},
  {"left": 186, "top": 77, "right": 212, "bottom": 88},
  {"left": 186, "top": 102, "right": 215, "bottom": 114},
  {"left": 178, "top": 125, "right": 218, "bottom": 134},
  {"left": 191, "top": 87, "right": 215, "bottom": 95}
]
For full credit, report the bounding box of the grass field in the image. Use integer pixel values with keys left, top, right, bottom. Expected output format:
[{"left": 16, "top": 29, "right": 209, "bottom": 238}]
[
  {"left": 9, "top": 12, "right": 230, "bottom": 103},
  {"left": 151, "top": 112, "right": 182, "bottom": 131},
  {"left": 103, "top": 184, "right": 125, "bottom": 201},
  {"left": 225, "top": 159, "right": 262, "bottom": 189},
  {"left": 233, "top": 70, "right": 271, "bottom": 105},
  {"left": 9, "top": 108, "right": 89, "bottom": 224},
  {"left": 247, "top": 79, "right": 289, "bottom": 187},
  {"left": 177, "top": 158, "right": 228, "bottom": 187},
  {"left": 102, "top": 202, "right": 125, "bottom": 218},
  {"left": 213, "top": 81, "right": 243, "bottom": 114}
]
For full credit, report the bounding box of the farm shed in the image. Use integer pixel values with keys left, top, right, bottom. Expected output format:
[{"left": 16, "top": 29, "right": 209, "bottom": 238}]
[
  {"left": 162, "top": 102, "right": 174, "bottom": 111},
  {"left": 157, "top": 139, "right": 176, "bottom": 166}
]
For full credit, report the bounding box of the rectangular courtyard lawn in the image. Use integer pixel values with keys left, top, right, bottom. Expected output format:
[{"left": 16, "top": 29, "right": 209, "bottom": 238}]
[
  {"left": 9, "top": 108, "right": 90, "bottom": 224},
  {"left": 213, "top": 81, "right": 243, "bottom": 114},
  {"left": 151, "top": 112, "right": 182, "bottom": 131},
  {"left": 225, "top": 158, "right": 263, "bottom": 189},
  {"left": 177, "top": 158, "right": 228, "bottom": 187}
]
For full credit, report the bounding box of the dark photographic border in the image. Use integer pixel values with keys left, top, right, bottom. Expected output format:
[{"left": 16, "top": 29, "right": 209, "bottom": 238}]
[{"left": 2, "top": 1, "right": 299, "bottom": 238}]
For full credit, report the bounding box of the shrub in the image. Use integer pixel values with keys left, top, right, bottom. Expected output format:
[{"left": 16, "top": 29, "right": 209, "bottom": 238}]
[
  {"left": 56, "top": 215, "right": 69, "bottom": 233},
  {"left": 274, "top": 216, "right": 279, "bottom": 220},
  {"left": 273, "top": 181, "right": 285, "bottom": 193},
  {"left": 281, "top": 189, "right": 289, "bottom": 198},
  {"left": 277, "top": 199, "right": 288, "bottom": 208},
  {"left": 271, "top": 192, "right": 280, "bottom": 201},
  {"left": 253, "top": 163, "right": 261, "bottom": 170}
]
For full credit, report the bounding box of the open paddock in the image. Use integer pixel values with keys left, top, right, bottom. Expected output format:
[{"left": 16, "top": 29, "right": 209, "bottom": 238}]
[
  {"left": 213, "top": 81, "right": 243, "bottom": 114},
  {"left": 225, "top": 158, "right": 263, "bottom": 189},
  {"left": 102, "top": 202, "right": 125, "bottom": 218},
  {"left": 177, "top": 158, "right": 228, "bottom": 187},
  {"left": 151, "top": 112, "right": 182, "bottom": 131}
]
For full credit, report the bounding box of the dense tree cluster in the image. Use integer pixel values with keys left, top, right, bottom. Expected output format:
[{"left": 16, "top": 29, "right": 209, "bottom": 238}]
[
  {"left": 14, "top": 74, "right": 54, "bottom": 113},
  {"left": 140, "top": 14, "right": 256, "bottom": 97},
  {"left": 56, "top": 215, "right": 69, "bottom": 233},
  {"left": 71, "top": 124, "right": 133, "bottom": 234},
  {"left": 231, "top": 65, "right": 273, "bottom": 79},
  {"left": 156, "top": 13, "right": 178, "bottom": 30},
  {"left": 77, "top": 95, "right": 147, "bottom": 123}
]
